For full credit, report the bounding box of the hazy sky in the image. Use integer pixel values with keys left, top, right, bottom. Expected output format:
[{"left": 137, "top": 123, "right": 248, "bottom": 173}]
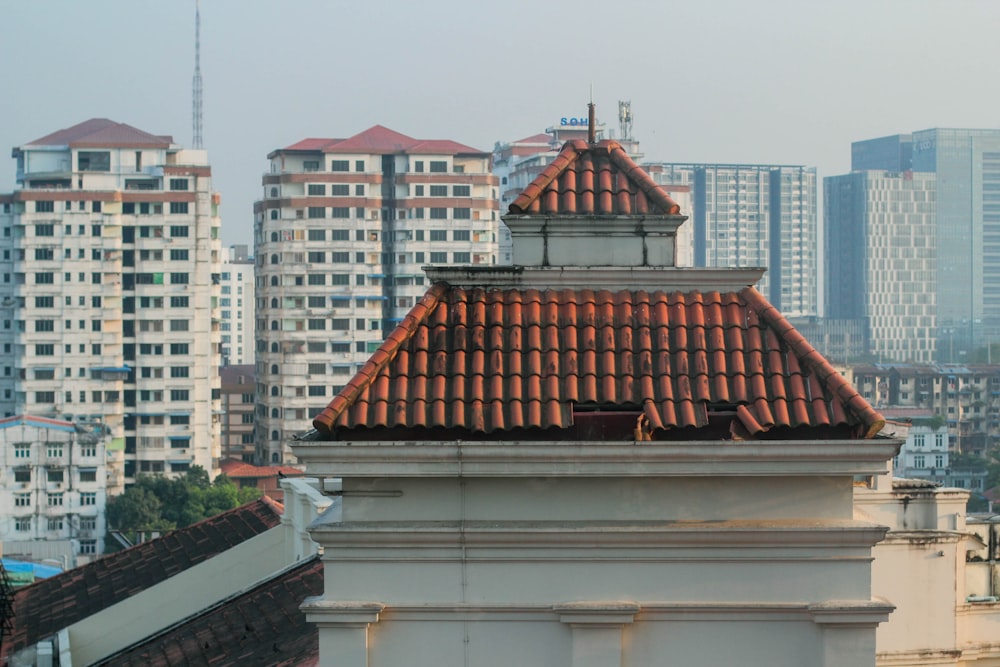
[{"left": 2, "top": 0, "right": 999, "bottom": 248}]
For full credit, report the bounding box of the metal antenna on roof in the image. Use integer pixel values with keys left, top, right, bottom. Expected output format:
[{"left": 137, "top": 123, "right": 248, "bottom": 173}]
[
  {"left": 587, "top": 88, "right": 596, "bottom": 145},
  {"left": 192, "top": 0, "right": 204, "bottom": 149}
]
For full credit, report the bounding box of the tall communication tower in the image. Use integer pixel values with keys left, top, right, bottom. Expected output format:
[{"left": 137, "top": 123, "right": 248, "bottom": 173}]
[
  {"left": 618, "top": 101, "right": 633, "bottom": 142},
  {"left": 192, "top": 0, "right": 204, "bottom": 149}
]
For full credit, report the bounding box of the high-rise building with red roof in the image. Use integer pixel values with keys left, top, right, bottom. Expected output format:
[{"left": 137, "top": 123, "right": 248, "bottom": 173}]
[{"left": 253, "top": 125, "right": 499, "bottom": 464}]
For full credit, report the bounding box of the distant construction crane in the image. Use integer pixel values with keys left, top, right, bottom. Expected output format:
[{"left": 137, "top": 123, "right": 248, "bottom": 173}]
[{"left": 192, "top": 0, "right": 204, "bottom": 148}]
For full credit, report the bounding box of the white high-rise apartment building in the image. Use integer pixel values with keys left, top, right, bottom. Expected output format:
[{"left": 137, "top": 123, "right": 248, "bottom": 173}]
[
  {"left": 0, "top": 119, "right": 222, "bottom": 484},
  {"left": 254, "top": 125, "right": 498, "bottom": 464},
  {"left": 648, "top": 164, "right": 818, "bottom": 317},
  {"left": 221, "top": 244, "right": 254, "bottom": 366}
]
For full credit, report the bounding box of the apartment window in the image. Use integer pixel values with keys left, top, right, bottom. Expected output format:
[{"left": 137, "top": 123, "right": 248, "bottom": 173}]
[
  {"left": 307, "top": 296, "right": 325, "bottom": 308},
  {"left": 935, "top": 454, "right": 944, "bottom": 468},
  {"left": 308, "top": 386, "right": 326, "bottom": 397},
  {"left": 308, "top": 184, "right": 326, "bottom": 196},
  {"left": 81, "top": 444, "right": 96, "bottom": 457},
  {"left": 47, "top": 493, "right": 63, "bottom": 507},
  {"left": 168, "top": 202, "right": 189, "bottom": 215},
  {"left": 308, "top": 319, "right": 326, "bottom": 330},
  {"left": 355, "top": 184, "right": 364, "bottom": 195},
  {"left": 171, "top": 296, "right": 189, "bottom": 308},
  {"left": 415, "top": 252, "right": 425, "bottom": 263},
  {"left": 308, "top": 251, "right": 326, "bottom": 263},
  {"left": 35, "top": 272, "right": 54, "bottom": 284},
  {"left": 14, "top": 443, "right": 29, "bottom": 459},
  {"left": 79, "top": 540, "right": 96, "bottom": 554},
  {"left": 914, "top": 455, "right": 925, "bottom": 468},
  {"left": 303, "top": 160, "right": 320, "bottom": 172},
  {"left": 414, "top": 161, "right": 424, "bottom": 173},
  {"left": 331, "top": 207, "right": 350, "bottom": 218},
  {"left": 35, "top": 392, "right": 56, "bottom": 404},
  {"left": 169, "top": 249, "right": 189, "bottom": 261},
  {"left": 79, "top": 470, "right": 97, "bottom": 483},
  {"left": 453, "top": 252, "right": 471, "bottom": 263},
  {"left": 429, "top": 208, "right": 447, "bottom": 219},
  {"left": 331, "top": 160, "right": 350, "bottom": 172},
  {"left": 35, "top": 201, "right": 55, "bottom": 213},
  {"left": 415, "top": 185, "right": 424, "bottom": 196},
  {"left": 170, "top": 389, "right": 190, "bottom": 401},
  {"left": 330, "top": 229, "right": 350, "bottom": 241},
  {"left": 935, "top": 433, "right": 945, "bottom": 448},
  {"left": 913, "top": 434, "right": 925, "bottom": 448},
  {"left": 430, "top": 230, "right": 447, "bottom": 241},
  {"left": 48, "top": 518, "right": 63, "bottom": 531},
  {"left": 15, "top": 518, "right": 30, "bottom": 532},
  {"left": 14, "top": 469, "right": 30, "bottom": 483},
  {"left": 36, "top": 296, "right": 54, "bottom": 308},
  {"left": 47, "top": 469, "right": 64, "bottom": 483},
  {"left": 331, "top": 274, "right": 349, "bottom": 285},
  {"left": 170, "top": 225, "right": 189, "bottom": 237},
  {"left": 430, "top": 252, "right": 448, "bottom": 263},
  {"left": 453, "top": 229, "right": 470, "bottom": 241},
  {"left": 169, "top": 343, "right": 189, "bottom": 355},
  {"left": 35, "top": 247, "right": 54, "bottom": 260},
  {"left": 355, "top": 160, "right": 364, "bottom": 171},
  {"left": 14, "top": 494, "right": 29, "bottom": 507},
  {"left": 308, "top": 207, "right": 326, "bottom": 219},
  {"left": 169, "top": 178, "right": 189, "bottom": 190},
  {"left": 170, "top": 366, "right": 190, "bottom": 378},
  {"left": 170, "top": 319, "right": 189, "bottom": 332},
  {"left": 430, "top": 185, "right": 448, "bottom": 197},
  {"left": 170, "top": 272, "right": 189, "bottom": 284},
  {"left": 308, "top": 229, "right": 326, "bottom": 241},
  {"left": 35, "top": 344, "right": 55, "bottom": 356},
  {"left": 331, "top": 184, "right": 350, "bottom": 196},
  {"left": 453, "top": 185, "right": 471, "bottom": 196},
  {"left": 78, "top": 151, "right": 110, "bottom": 171},
  {"left": 332, "top": 252, "right": 350, "bottom": 263},
  {"left": 453, "top": 208, "right": 471, "bottom": 220},
  {"left": 429, "top": 161, "right": 447, "bottom": 173},
  {"left": 35, "top": 319, "right": 54, "bottom": 332}
]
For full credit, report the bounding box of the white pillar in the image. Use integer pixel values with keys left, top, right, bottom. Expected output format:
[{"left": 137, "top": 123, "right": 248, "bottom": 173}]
[
  {"left": 809, "top": 600, "right": 894, "bottom": 667},
  {"left": 555, "top": 601, "right": 640, "bottom": 667},
  {"left": 301, "top": 599, "right": 384, "bottom": 667}
]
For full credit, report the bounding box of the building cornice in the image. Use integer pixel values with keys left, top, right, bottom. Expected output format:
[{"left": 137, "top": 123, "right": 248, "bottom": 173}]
[
  {"left": 423, "top": 265, "right": 765, "bottom": 291},
  {"left": 292, "top": 438, "right": 901, "bottom": 478}
]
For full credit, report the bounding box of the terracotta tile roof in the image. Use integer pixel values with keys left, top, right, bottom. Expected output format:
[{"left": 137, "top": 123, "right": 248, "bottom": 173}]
[
  {"left": 312, "top": 284, "right": 884, "bottom": 440},
  {"left": 279, "top": 126, "right": 487, "bottom": 157},
  {"left": 508, "top": 139, "right": 682, "bottom": 216},
  {"left": 281, "top": 137, "right": 341, "bottom": 152},
  {"left": 25, "top": 118, "right": 173, "bottom": 148},
  {"left": 219, "top": 458, "right": 304, "bottom": 479},
  {"left": 95, "top": 557, "right": 322, "bottom": 667},
  {"left": 1, "top": 498, "right": 283, "bottom": 662}
]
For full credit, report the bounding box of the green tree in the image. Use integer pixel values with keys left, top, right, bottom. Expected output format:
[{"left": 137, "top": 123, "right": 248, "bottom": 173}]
[{"left": 104, "top": 466, "right": 262, "bottom": 552}]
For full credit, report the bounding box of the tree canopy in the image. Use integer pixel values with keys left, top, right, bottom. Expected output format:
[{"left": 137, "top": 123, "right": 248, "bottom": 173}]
[{"left": 105, "top": 466, "right": 262, "bottom": 549}]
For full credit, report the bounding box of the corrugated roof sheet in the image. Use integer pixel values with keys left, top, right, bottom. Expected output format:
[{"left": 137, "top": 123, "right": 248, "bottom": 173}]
[
  {"left": 312, "top": 284, "right": 884, "bottom": 440},
  {"left": 95, "top": 557, "right": 322, "bottom": 667},
  {"left": 508, "top": 139, "right": 681, "bottom": 216},
  {"left": 1, "top": 498, "right": 283, "bottom": 662}
]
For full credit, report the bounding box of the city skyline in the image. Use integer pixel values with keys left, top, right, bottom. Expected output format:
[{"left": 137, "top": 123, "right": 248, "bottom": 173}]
[{"left": 3, "top": 1, "right": 1000, "bottom": 248}]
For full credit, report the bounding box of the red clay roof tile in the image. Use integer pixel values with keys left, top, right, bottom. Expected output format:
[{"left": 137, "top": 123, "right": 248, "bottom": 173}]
[
  {"left": 2, "top": 498, "right": 282, "bottom": 662},
  {"left": 96, "top": 557, "right": 322, "bottom": 667},
  {"left": 509, "top": 139, "right": 681, "bottom": 216},
  {"left": 312, "top": 286, "right": 884, "bottom": 440}
]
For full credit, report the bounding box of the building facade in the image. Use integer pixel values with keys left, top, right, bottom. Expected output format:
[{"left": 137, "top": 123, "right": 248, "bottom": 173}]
[
  {"left": 647, "top": 163, "right": 818, "bottom": 317},
  {"left": 253, "top": 125, "right": 499, "bottom": 463},
  {"left": 220, "top": 245, "right": 254, "bottom": 366},
  {"left": 0, "top": 415, "right": 109, "bottom": 562},
  {"left": 847, "top": 129, "right": 1000, "bottom": 359},
  {"left": 824, "top": 170, "right": 937, "bottom": 362},
  {"left": 0, "top": 119, "right": 222, "bottom": 484},
  {"left": 219, "top": 364, "right": 255, "bottom": 462}
]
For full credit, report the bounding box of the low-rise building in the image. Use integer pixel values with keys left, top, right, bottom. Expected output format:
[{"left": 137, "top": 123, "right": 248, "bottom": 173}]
[{"left": 0, "top": 415, "right": 109, "bottom": 563}]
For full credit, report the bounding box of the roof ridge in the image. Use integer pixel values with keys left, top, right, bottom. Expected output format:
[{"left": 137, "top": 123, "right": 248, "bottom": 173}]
[
  {"left": 313, "top": 282, "right": 449, "bottom": 433},
  {"left": 508, "top": 140, "right": 587, "bottom": 214},
  {"left": 739, "top": 287, "right": 885, "bottom": 438},
  {"left": 606, "top": 144, "right": 681, "bottom": 215}
]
